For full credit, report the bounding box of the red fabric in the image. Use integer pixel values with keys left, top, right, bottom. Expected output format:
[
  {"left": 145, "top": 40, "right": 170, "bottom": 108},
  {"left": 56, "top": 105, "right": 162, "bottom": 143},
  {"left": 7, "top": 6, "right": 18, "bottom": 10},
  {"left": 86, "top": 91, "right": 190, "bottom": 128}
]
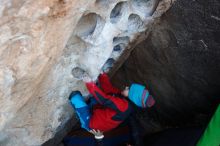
[
  {"left": 98, "top": 73, "right": 121, "bottom": 94},
  {"left": 85, "top": 82, "right": 128, "bottom": 112},
  {"left": 85, "top": 80, "right": 130, "bottom": 132},
  {"left": 86, "top": 82, "right": 109, "bottom": 104},
  {"left": 89, "top": 108, "right": 121, "bottom": 131}
]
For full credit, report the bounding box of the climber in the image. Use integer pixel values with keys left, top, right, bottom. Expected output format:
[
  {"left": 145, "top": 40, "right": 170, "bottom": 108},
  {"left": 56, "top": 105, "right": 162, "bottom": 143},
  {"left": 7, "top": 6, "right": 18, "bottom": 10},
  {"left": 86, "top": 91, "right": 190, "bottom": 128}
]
[{"left": 69, "top": 70, "right": 155, "bottom": 140}]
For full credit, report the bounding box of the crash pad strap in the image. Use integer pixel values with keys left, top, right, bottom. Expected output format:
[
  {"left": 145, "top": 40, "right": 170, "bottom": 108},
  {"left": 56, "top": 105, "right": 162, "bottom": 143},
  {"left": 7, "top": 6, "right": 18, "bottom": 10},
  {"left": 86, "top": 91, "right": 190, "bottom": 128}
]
[{"left": 196, "top": 104, "right": 220, "bottom": 146}]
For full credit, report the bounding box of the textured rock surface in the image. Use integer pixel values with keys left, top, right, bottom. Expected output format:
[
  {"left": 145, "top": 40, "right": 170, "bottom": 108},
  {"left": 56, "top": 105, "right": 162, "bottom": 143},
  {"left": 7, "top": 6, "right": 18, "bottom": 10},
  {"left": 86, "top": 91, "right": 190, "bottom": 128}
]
[
  {"left": 112, "top": 0, "right": 220, "bottom": 134},
  {"left": 0, "top": 0, "right": 172, "bottom": 145}
]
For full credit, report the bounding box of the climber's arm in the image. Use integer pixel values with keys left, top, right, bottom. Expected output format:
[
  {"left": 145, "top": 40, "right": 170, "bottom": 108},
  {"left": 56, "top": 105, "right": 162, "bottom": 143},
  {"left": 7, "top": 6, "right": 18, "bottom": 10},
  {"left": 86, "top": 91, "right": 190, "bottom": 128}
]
[{"left": 85, "top": 82, "right": 111, "bottom": 105}]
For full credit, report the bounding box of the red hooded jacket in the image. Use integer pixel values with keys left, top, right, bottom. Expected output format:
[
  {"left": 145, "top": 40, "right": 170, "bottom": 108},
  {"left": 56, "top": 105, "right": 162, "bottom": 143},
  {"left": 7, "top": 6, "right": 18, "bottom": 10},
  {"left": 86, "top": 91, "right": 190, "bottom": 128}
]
[{"left": 85, "top": 73, "right": 131, "bottom": 132}]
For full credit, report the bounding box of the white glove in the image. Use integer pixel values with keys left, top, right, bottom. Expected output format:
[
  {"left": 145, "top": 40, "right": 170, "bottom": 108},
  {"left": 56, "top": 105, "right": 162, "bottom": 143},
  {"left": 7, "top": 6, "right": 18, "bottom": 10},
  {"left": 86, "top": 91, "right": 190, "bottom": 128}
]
[{"left": 89, "top": 129, "right": 104, "bottom": 140}]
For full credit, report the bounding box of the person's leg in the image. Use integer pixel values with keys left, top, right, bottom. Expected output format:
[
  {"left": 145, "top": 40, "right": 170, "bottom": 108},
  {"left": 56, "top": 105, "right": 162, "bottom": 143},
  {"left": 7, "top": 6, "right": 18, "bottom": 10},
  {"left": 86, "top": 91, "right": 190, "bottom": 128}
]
[
  {"left": 69, "top": 91, "right": 91, "bottom": 131},
  {"left": 128, "top": 113, "right": 144, "bottom": 146}
]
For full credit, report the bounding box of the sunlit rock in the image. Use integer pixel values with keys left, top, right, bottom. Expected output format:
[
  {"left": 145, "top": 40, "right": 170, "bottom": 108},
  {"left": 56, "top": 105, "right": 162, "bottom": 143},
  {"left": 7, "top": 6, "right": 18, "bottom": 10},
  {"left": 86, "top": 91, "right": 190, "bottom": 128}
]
[{"left": 0, "top": 0, "right": 173, "bottom": 145}]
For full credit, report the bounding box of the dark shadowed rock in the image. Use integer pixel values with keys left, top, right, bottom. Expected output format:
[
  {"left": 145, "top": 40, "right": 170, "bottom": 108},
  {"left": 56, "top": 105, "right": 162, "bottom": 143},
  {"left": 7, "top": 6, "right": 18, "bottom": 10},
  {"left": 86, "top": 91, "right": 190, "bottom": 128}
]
[{"left": 112, "top": 0, "right": 220, "bottom": 134}]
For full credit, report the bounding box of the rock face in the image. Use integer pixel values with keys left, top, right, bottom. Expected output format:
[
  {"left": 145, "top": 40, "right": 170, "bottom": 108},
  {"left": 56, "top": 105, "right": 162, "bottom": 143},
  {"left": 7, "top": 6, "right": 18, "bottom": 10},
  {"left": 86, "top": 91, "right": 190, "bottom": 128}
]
[
  {"left": 112, "top": 0, "right": 220, "bottom": 133},
  {"left": 0, "top": 0, "right": 172, "bottom": 145}
]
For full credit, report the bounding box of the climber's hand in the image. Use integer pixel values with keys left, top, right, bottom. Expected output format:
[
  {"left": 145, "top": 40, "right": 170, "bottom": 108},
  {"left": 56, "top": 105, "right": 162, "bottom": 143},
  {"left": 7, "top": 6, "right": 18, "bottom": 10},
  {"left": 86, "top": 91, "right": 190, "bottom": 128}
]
[
  {"left": 82, "top": 74, "right": 92, "bottom": 82},
  {"left": 89, "top": 129, "right": 104, "bottom": 140},
  {"left": 89, "top": 129, "right": 102, "bottom": 135}
]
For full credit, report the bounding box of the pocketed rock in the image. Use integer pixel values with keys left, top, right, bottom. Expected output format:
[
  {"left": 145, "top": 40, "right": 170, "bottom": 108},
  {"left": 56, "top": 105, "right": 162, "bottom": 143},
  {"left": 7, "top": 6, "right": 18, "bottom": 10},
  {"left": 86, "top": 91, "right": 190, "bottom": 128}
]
[{"left": 0, "top": 0, "right": 172, "bottom": 145}]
